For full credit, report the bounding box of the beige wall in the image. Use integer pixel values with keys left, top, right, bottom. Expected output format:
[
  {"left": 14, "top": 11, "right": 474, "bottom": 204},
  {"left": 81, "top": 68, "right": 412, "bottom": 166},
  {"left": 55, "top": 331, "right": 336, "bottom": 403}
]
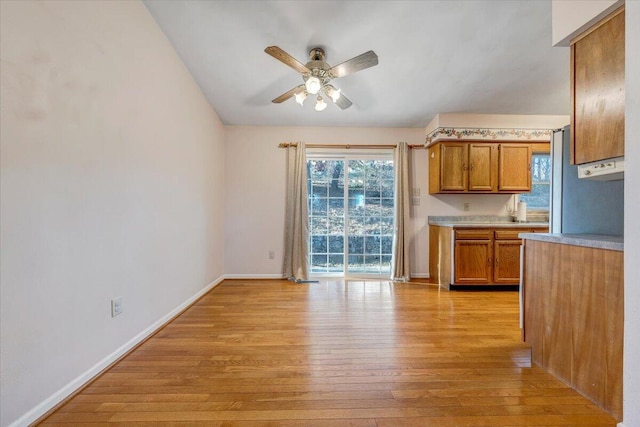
[
  {"left": 224, "top": 126, "right": 515, "bottom": 278},
  {"left": 551, "top": 0, "right": 623, "bottom": 46},
  {"left": 0, "top": 1, "right": 226, "bottom": 425}
]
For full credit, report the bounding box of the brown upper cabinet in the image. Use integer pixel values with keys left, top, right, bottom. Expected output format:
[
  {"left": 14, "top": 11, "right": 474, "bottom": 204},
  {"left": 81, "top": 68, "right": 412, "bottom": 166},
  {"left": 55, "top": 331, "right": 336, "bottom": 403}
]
[
  {"left": 468, "top": 143, "right": 495, "bottom": 191},
  {"left": 429, "top": 141, "right": 533, "bottom": 194},
  {"left": 570, "top": 7, "right": 625, "bottom": 165},
  {"left": 498, "top": 144, "right": 531, "bottom": 191},
  {"left": 437, "top": 143, "right": 468, "bottom": 191}
]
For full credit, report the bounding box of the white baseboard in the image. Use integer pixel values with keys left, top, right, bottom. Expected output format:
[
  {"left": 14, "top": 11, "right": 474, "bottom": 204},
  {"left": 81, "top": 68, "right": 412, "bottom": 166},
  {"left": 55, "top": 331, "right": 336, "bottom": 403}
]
[
  {"left": 223, "top": 273, "right": 285, "bottom": 280},
  {"left": 8, "top": 275, "right": 225, "bottom": 427},
  {"left": 222, "top": 274, "right": 431, "bottom": 280}
]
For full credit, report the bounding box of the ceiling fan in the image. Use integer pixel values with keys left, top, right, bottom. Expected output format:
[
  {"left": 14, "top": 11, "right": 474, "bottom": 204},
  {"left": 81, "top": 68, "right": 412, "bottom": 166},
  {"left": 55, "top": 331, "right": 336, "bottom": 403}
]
[{"left": 265, "top": 46, "right": 378, "bottom": 111}]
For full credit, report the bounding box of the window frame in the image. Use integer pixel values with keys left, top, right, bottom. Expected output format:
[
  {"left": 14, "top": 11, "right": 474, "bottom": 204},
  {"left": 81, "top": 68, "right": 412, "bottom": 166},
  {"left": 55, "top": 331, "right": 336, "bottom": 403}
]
[{"left": 518, "top": 150, "right": 551, "bottom": 214}]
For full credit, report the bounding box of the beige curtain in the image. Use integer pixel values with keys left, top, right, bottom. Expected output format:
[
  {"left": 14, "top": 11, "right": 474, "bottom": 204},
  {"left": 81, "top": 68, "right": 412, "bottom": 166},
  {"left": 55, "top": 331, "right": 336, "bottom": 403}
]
[
  {"left": 391, "top": 142, "right": 410, "bottom": 281},
  {"left": 282, "top": 142, "right": 309, "bottom": 281}
]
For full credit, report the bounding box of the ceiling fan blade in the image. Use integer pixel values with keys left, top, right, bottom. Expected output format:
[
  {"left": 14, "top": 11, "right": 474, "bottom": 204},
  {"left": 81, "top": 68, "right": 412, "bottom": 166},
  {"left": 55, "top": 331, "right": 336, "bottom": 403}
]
[
  {"left": 272, "top": 85, "right": 305, "bottom": 103},
  {"left": 328, "top": 50, "right": 378, "bottom": 79},
  {"left": 265, "top": 46, "right": 310, "bottom": 74},
  {"left": 334, "top": 92, "right": 353, "bottom": 110}
]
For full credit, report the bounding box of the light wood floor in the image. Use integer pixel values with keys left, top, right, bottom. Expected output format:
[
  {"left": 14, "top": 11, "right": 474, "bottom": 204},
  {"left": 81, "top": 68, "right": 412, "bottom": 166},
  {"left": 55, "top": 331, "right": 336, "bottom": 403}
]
[{"left": 38, "top": 280, "right": 617, "bottom": 426}]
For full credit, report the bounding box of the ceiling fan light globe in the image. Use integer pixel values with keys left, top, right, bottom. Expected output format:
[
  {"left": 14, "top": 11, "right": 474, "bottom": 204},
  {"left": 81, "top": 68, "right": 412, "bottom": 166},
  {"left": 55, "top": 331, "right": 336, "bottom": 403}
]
[
  {"left": 295, "top": 91, "right": 307, "bottom": 106},
  {"left": 305, "top": 76, "right": 321, "bottom": 95},
  {"left": 330, "top": 88, "right": 341, "bottom": 103},
  {"left": 314, "top": 96, "right": 327, "bottom": 112}
]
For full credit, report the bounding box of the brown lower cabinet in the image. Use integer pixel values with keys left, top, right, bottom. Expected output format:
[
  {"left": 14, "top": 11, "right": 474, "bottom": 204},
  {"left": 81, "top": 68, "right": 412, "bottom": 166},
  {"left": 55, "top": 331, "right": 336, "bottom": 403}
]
[
  {"left": 429, "top": 225, "right": 548, "bottom": 288},
  {"left": 453, "top": 227, "right": 547, "bottom": 285},
  {"left": 454, "top": 239, "right": 492, "bottom": 284},
  {"left": 493, "top": 239, "right": 523, "bottom": 283}
]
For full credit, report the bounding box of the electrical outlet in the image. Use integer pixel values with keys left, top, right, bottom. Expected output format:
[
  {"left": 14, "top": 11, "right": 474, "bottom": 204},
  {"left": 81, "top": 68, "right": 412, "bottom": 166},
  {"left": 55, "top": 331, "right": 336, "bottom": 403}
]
[
  {"left": 412, "top": 197, "right": 420, "bottom": 206},
  {"left": 463, "top": 202, "right": 470, "bottom": 211},
  {"left": 506, "top": 203, "right": 514, "bottom": 215},
  {"left": 412, "top": 188, "right": 421, "bottom": 197},
  {"left": 268, "top": 250, "right": 275, "bottom": 260},
  {"left": 111, "top": 297, "right": 123, "bottom": 317}
]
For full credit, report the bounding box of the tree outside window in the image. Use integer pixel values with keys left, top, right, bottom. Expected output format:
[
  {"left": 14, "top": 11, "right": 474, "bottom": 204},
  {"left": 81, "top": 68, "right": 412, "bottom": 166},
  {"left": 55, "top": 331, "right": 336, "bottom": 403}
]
[{"left": 519, "top": 153, "right": 551, "bottom": 210}]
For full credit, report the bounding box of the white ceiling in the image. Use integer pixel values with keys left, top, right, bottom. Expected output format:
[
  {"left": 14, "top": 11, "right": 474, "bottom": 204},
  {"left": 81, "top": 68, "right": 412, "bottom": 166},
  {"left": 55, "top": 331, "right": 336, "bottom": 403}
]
[{"left": 143, "top": 0, "right": 569, "bottom": 128}]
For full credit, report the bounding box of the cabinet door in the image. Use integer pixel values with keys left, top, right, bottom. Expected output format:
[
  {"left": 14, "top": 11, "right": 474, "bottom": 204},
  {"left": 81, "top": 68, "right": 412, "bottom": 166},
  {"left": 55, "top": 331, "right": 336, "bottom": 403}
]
[
  {"left": 498, "top": 144, "right": 531, "bottom": 191},
  {"left": 494, "top": 239, "right": 522, "bottom": 284},
  {"left": 440, "top": 143, "right": 468, "bottom": 191},
  {"left": 571, "top": 9, "right": 625, "bottom": 165},
  {"left": 468, "top": 144, "right": 496, "bottom": 191},
  {"left": 454, "top": 240, "right": 492, "bottom": 284}
]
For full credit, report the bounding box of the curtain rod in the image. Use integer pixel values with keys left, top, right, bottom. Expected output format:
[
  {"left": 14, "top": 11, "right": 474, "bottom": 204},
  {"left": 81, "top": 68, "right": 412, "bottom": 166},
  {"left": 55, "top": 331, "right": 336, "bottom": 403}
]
[{"left": 278, "top": 142, "right": 425, "bottom": 149}]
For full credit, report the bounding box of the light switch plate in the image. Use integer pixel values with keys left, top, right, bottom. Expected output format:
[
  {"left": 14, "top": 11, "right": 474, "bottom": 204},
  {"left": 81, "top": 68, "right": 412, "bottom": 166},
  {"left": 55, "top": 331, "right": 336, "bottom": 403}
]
[{"left": 111, "top": 297, "right": 123, "bottom": 317}]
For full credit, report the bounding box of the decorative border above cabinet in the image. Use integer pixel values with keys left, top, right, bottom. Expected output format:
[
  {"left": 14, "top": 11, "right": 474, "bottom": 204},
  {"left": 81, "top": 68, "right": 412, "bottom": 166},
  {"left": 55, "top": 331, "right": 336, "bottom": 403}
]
[{"left": 425, "top": 127, "right": 552, "bottom": 146}]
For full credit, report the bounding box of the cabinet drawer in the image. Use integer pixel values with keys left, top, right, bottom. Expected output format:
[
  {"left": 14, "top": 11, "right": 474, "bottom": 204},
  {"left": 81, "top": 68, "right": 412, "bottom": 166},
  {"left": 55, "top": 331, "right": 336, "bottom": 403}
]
[
  {"left": 454, "top": 229, "right": 493, "bottom": 240},
  {"left": 530, "top": 227, "right": 549, "bottom": 233},
  {"left": 494, "top": 230, "right": 522, "bottom": 240}
]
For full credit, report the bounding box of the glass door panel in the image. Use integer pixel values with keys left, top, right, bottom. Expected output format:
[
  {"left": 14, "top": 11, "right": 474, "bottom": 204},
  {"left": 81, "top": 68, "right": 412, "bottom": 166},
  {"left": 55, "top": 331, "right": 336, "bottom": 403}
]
[
  {"left": 308, "top": 156, "right": 394, "bottom": 277},
  {"left": 309, "top": 160, "right": 345, "bottom": 274}
]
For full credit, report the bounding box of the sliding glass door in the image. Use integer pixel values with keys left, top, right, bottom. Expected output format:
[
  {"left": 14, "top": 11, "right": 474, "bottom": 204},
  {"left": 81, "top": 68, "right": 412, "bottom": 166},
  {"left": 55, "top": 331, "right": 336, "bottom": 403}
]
[{"left": 308, "top": 154, "right": 394, "bottom": 277}]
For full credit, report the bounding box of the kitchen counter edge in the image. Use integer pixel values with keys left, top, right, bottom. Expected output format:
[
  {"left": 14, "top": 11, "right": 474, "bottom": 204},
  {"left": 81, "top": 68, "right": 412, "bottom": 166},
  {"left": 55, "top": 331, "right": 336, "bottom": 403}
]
[
  {"left": 518, "top": 233, "right": 623, "bottom": 251},
  {"left": 428, "top": 221, "right": 549, "bottom": 228}
]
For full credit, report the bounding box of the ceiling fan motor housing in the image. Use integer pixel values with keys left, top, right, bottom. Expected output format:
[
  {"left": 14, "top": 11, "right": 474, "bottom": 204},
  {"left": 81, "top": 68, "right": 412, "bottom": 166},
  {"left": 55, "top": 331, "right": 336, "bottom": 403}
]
[
  {"left": 305, "top": 48, "right": 330, "bottom": 82},
  {"left": 309, "top": 48, "right": 325, "bottom": 61}
]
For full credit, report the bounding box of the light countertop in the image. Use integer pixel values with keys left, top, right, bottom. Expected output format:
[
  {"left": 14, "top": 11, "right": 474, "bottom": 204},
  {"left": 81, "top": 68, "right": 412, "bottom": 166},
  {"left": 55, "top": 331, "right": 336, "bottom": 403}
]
[
  {"left": 428, "top": 215, "right": 548, "bottom": 228},
  {"left": 430, "top": 221, "right": 549, "bottom": 228},
  {"left": 519, "top": 233, "right": 623, "bottom": 251}
]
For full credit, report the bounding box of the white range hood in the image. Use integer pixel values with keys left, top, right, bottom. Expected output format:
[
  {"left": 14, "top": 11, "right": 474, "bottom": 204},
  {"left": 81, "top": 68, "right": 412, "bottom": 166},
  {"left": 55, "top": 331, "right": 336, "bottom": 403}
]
[{"left": 577, "top": 156, "right": 624, "bottom": 181}]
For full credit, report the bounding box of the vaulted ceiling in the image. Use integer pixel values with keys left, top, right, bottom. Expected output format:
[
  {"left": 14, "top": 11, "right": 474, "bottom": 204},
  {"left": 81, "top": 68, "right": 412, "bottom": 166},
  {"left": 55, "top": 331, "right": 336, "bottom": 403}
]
[{"left": 143, "top": 0, "right": 569, "bottom": 128}]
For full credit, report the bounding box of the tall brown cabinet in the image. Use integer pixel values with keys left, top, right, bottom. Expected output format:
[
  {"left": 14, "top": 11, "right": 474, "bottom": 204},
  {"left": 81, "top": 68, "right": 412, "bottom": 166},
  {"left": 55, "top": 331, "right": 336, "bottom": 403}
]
[{"left": 571, "top": 8, "right": 625, "bottom": 164}]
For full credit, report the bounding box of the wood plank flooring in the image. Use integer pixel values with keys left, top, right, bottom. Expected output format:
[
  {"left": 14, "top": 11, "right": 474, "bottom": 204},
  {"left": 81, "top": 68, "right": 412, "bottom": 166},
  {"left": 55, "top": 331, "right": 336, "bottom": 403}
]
[{"left": 37, "top": 280, "right": 617, "bottom": 426}]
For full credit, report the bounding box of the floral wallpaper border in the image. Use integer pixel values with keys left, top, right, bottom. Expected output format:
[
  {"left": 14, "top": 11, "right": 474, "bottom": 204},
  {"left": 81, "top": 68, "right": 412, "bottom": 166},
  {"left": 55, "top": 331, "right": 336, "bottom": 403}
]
[{"left": 425, "top": 127, "right": 552, "bottom": 145}]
